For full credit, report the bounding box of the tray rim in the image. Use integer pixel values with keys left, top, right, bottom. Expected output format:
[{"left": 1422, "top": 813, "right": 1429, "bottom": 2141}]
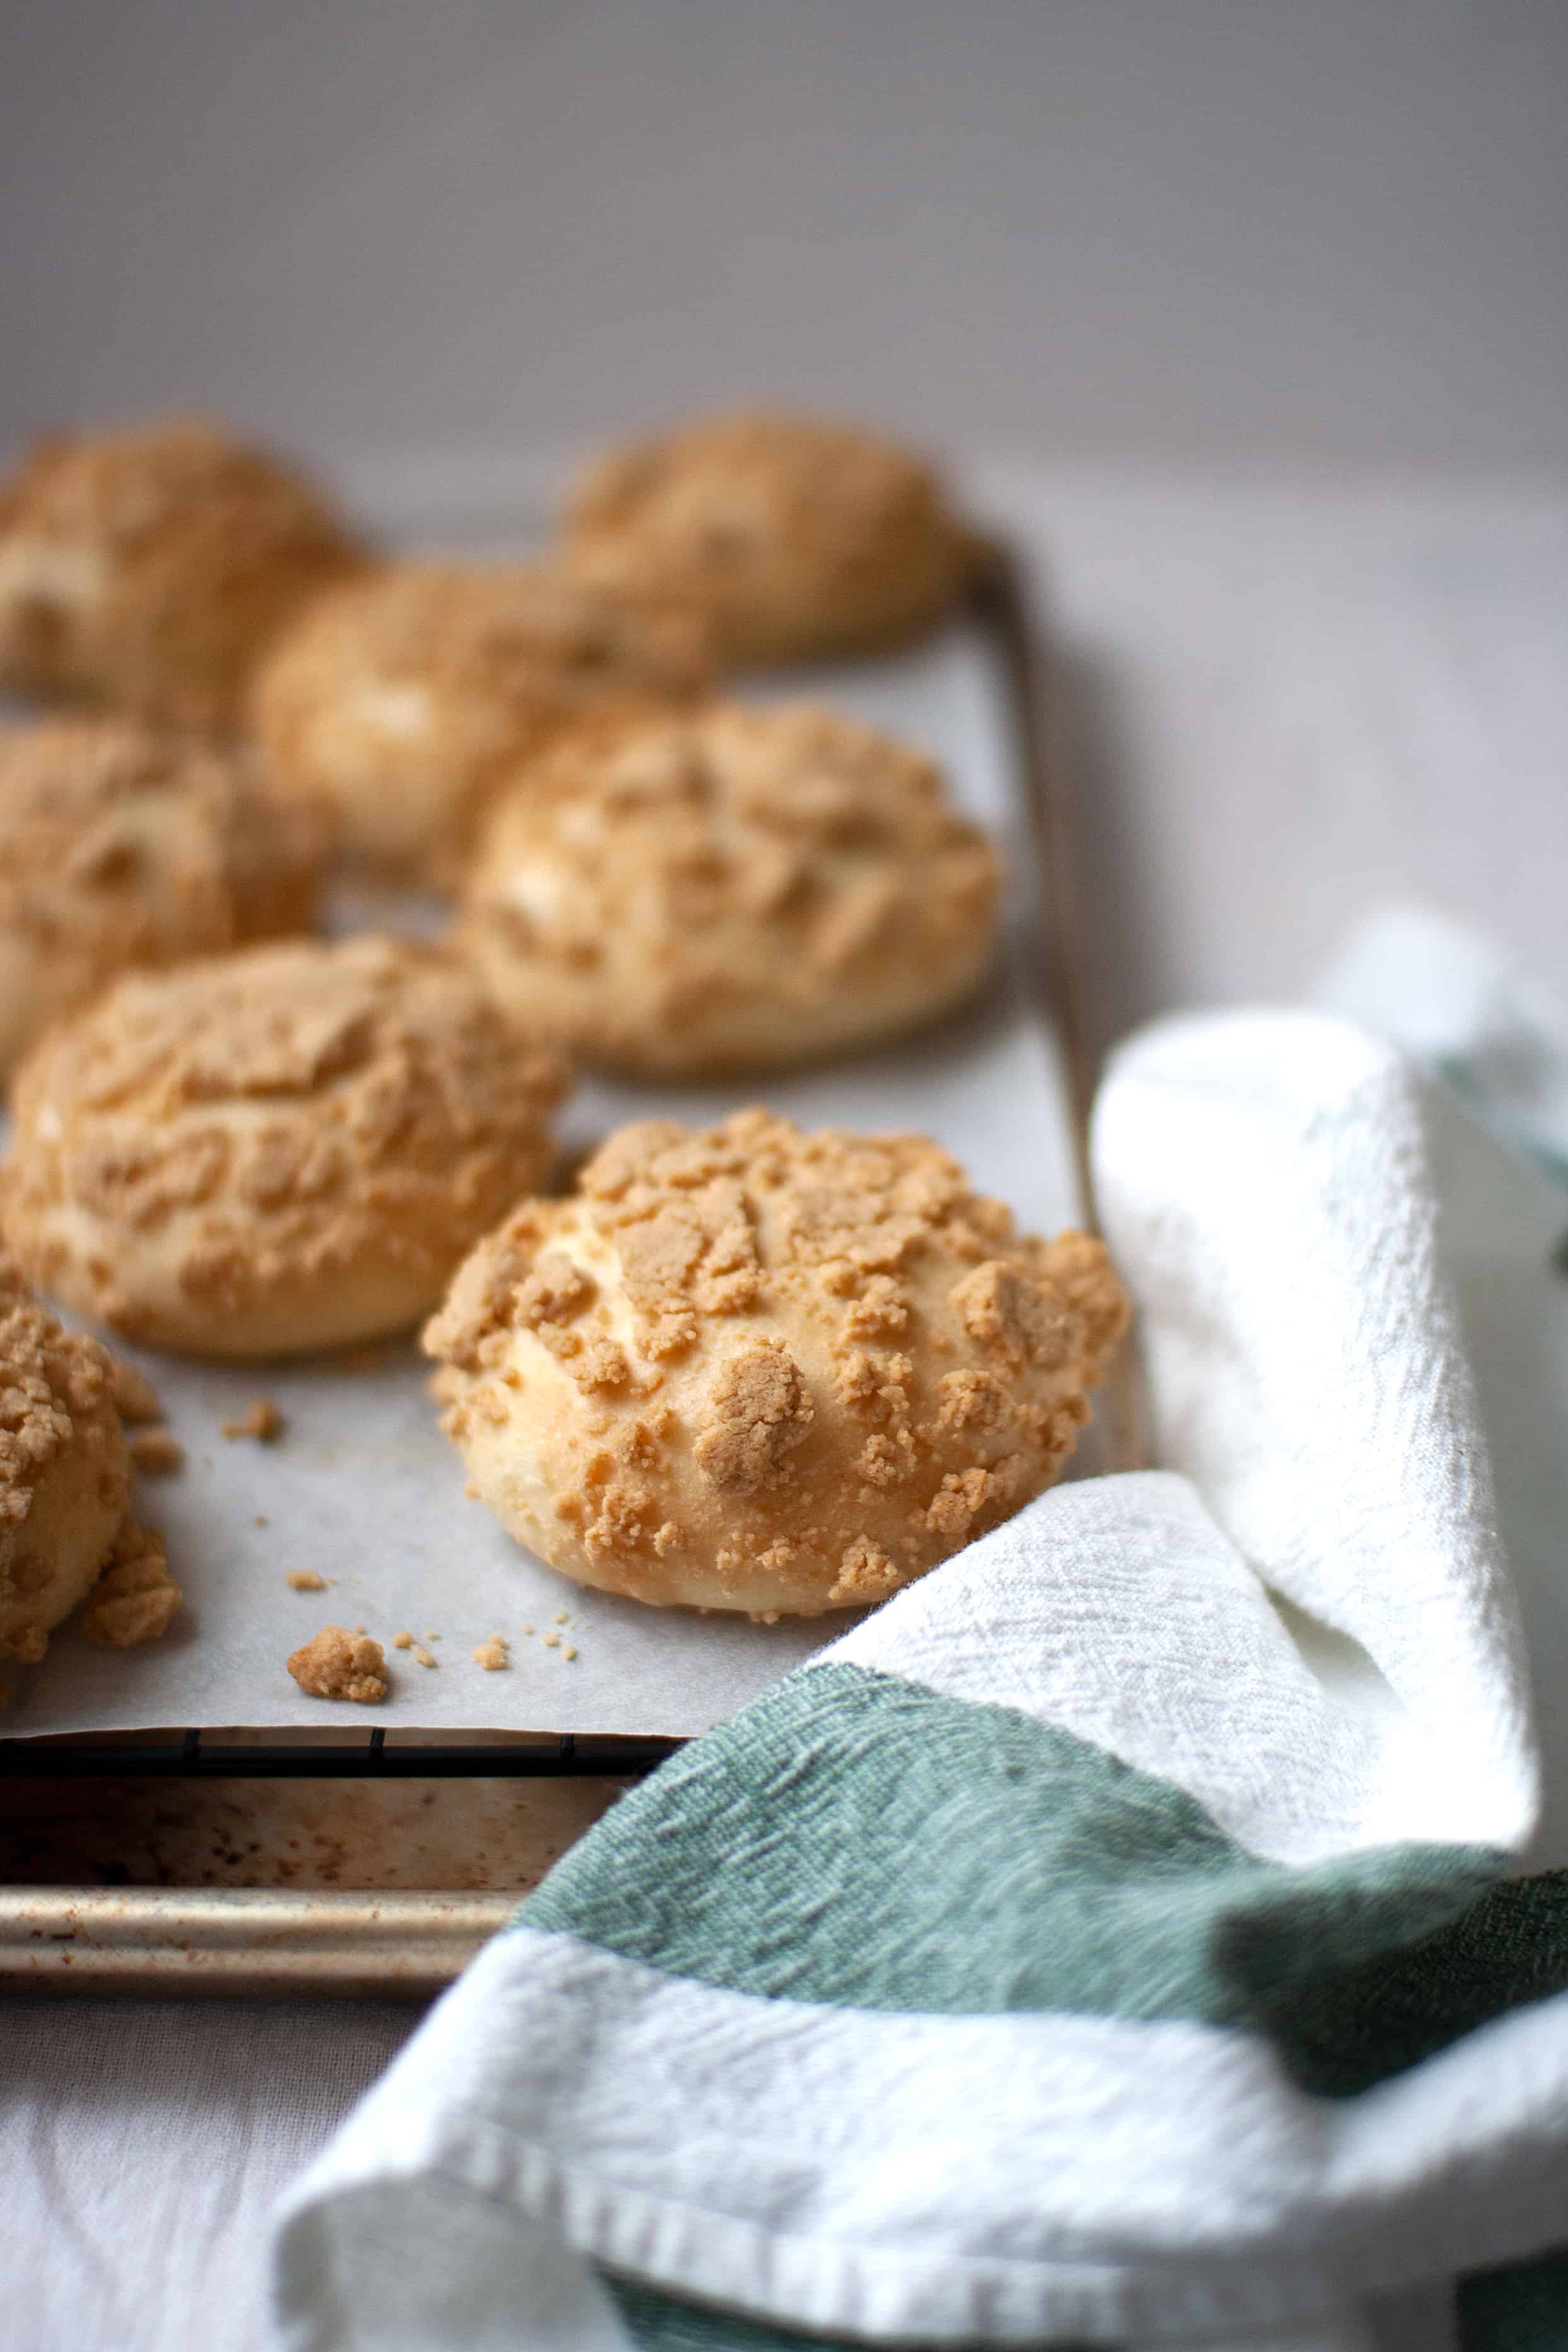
[{"left": 0, "top": 533, "right": 1147, "bottom": 1994}]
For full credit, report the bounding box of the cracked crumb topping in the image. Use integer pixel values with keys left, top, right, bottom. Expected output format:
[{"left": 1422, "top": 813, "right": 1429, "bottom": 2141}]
[
  {"left": 425, "top": 1107, "right": 1128, "bottom": 1616},
  {"left": 76, "top": 1516, "right": 182, "bottom": 1648},
  {"left": 458, "top": 704, "right": 999, "bottom": 1076},
  {"left": 3, "top": 933, "right": 571, "bottom": 1355},
  {"left": 0, "top": 1295, "right": 120, "bottom": 1530},
  {"left": 562, "top": 409, "right": 977, "bottom": 665},
  {"left": 0, "top": 1280, "right": 131, "bottom": 1663}
]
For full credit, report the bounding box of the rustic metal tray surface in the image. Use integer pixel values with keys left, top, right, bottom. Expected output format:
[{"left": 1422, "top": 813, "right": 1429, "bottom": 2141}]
[{"left": 0, "top": 528, "right": 1141, "bottom": 1993}]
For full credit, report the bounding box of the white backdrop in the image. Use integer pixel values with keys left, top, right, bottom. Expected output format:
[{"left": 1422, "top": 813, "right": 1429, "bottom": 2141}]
[{"left": 3, "top": 0, "right": 1565, "bottom": 475}]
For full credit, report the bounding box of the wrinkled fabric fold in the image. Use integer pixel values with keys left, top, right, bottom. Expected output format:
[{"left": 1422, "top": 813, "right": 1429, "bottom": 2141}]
[{"left": 273, "top": 1011, "right": 1568, "bottom": 2352}]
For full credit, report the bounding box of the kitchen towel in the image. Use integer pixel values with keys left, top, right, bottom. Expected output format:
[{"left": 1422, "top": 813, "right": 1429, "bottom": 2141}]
[{"left": 272, "top": 1003, "right": 1568, "bottom": 2352}]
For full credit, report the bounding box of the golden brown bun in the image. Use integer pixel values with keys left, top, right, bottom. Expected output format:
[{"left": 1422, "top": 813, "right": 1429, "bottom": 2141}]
[
  {"left": 562, "top": 410, "right": 979, "bottom": 666},
  {"left": 249, "top": 559, "right": 714, "bottom": 884},
  {"left": 0, "top": 1280, "right": 131, "bottom": 1665},
  {"left": 0, "top": 716, "right": 321, "bottom": 1080},
  {"left": 3, "top": 934, "right": 571, "bottom": 1359},
  {"left": 455, "top": 704, "right": 1000, "bottom": 1076},
  {"left": 0, "top": 421, "right": 365, "bottom": 731},
  {"left": 424, "top": 1107, "right": 1129, "bottom": 1616}
]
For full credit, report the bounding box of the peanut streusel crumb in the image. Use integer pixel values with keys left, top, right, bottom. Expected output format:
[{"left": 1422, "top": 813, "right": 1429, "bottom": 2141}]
[
  {"left": 286, "top": 1570, "right": 327, "bottom": 1592},
  {"left": 108, "top": 1358, "right": 165, "bottom": 1428},
  {"left": 472, "top": 1636, "right": 509, "bottom": 1670},
  {"left": 392, "top": 1629, "right": 414, "bottom": 1649},
  {"left": 129, "top": 1426, "right": 184, "bottom": 1477},
  {"left": 223, "top": 1400, "right": 286, "bottom": 1444},
  {"left": 287, "top": 1626, "right": 387, "bottom": 1704},
  {"left": 78, "top": 1518, "right": 182, "bottom": 1648},
  {"left": 0, "top": 1285, "right": 131, "bottom": 1663}
]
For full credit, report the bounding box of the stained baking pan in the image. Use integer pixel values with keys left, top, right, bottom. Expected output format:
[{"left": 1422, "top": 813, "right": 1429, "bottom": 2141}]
[{"left": 0, "top": 515, "right": 1143, "bottom": 1994}]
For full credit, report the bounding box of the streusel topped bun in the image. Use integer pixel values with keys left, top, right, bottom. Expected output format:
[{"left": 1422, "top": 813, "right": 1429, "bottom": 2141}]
[
  {"left": 0, "top": 717, "right": 320, "bottom": 1080},
  {"left": 562, "top": 410, "right": 978, "bottom": 666},
  {"left": 3, "top": 935, "right": 571, "bottom": 1358},
  {"left": 0, "top": 421, "right": 364, "bottom": 731},
  {"left": 424, "top": 1108, "right": 1127, "bottom": 1616},
  {"left": 249, "top": 559, "right": 713, "bottom": 883},
  {"left": 456, "top": 704, "right": 1000, "bottom": 1076},
  {"left": 0, "top": 1274, "right": 131, "bottom": 1665}
]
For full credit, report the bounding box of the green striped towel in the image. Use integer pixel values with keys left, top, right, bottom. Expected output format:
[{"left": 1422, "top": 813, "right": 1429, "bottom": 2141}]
[{"left": 274, "top": 999, "right": 1568, "bottom": 2352}]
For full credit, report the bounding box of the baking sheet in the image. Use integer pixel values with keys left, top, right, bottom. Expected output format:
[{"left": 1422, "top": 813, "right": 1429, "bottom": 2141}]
[{"left": 1, "top": 617, "right": 1086, "bottom": 1739}]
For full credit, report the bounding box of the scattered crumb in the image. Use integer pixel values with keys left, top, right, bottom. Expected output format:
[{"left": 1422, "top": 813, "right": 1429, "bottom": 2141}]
[
  {"left": 287, "top": 1626, "right": 387, "bottom": 1704},
  {"left": 253, "top": 1514, "right": 269, "bottom": 1528},
  {"left": 223, "top": 1399, "right": 286, "bottom": 1444},
  {"left": 109, "top": 1358, "right": 163, "bottom": 1427},
  {"left": 542, "top": 1632, "right": 559, "bottom": 1650},
  {"left": 521, "top": 1624, "right": 534, "bottom": 1636},
  {"left": 129, "top": 1426, "right": 185, "bottom": 1477},
  {"left": 752, "top": 1610, "right": 781, "bottom": 1626},
  {"left": 554, "top": 1610, "right": 569, "bottom": 1625},
  {"left": 472, "top": 1636, "right": 509, "bottom": 1670},
  {"left": 286, "top": 1571, "right": 327, "bottom": 1593},
  {"left": 392, "top": 1630, "right": 414, "bottom": 1649},
  {"left": 78, "top": 1520, "right": 182, "bottom": 1649},
  {"left": 413, "top": 1645, "right": 438, "bottom": 1668},
  {"left": 562, "top": 1645, "right": 578, "bottom": 1662}
]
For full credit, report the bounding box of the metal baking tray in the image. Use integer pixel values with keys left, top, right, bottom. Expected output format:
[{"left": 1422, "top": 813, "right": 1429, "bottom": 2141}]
[{"left": 0, "top": 532, "right": 1144, "bottom": 1994}]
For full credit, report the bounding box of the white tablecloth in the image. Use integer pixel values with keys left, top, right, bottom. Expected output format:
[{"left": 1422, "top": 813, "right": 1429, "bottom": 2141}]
[{"left": 4, "top": 467, "right": 1567, "bottom": 2350}]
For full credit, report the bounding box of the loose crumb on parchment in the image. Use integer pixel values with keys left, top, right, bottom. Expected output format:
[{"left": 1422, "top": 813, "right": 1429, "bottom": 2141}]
[
  {"left": 286, "top": 1570, "right": 327, "bottom": 1592},
  {"left": 472, "top": 1635, "right": 509, "bottom": 1670},
  {"left": 109, "top": 1358, "right": 164, "bottom": 1427},
  {"left": 392, "top": 1630, "right": 414, "bottom": 1649},
  {"left": 129, "top": 1426, "right": 184, "bottom": 1476},
  {"left": 287, "top": 1627, "right": 387, "bottom": 1704},
  {"left": 223, "top": 1400, "right": 286, "bottom": 1443},
  {"left": 412, "top": 1645, "right": 438, "bottom": 1668}
]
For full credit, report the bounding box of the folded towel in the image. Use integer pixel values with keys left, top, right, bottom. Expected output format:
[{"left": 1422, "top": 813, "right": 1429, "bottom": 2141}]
[{"left": 272, "top": 1004, "right": 1568, "bottom": 2352}]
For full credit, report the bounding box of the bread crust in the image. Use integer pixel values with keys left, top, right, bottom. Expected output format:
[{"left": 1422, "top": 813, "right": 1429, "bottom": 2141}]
[
  {"left": 563, "top": 410, "right": 977, "bottom": 666},
  {"left": 0, "top": 420, "right": 364, "bottom": 730},
  {"left": 3, "top": 936, "right": 571, "bottom": 1358},
  {"left": 425, "top": 1108, "right": 1129, "bottom": 1616},
  {"left": 456, "top": 704, "right": 1000, "bottom": 1075},
  {"left": 250, "top": 560, "right": 713, "bottom": 883},
  {"left": 0, "top": 716, "right": 320, "bottom": 1080}
]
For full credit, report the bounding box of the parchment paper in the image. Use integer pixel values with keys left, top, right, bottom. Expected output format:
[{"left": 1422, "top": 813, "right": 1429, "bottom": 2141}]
[{"left": 2, "top": 622, "right": 1086, "bottom": 1737}]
